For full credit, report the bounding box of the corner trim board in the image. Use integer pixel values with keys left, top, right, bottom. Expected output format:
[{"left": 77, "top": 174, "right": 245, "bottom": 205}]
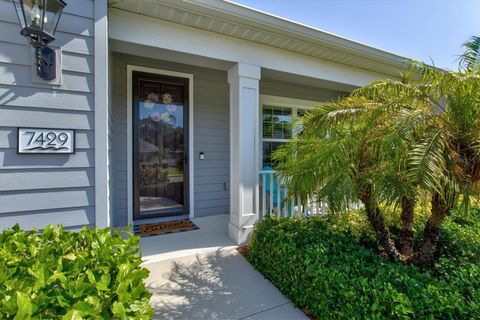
[{"left": 94, "top": 0, "right": 110, "bottom": 228}]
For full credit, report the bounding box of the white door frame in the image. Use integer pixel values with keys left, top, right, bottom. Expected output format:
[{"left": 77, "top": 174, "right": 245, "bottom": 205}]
[{"left": 126, "top": 65, "right": 194, "bottom": 225}]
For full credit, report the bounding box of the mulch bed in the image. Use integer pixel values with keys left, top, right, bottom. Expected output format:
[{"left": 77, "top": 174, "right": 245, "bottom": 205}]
[{"left": 237, "top": 244, "right": 249, "bottom": 257}]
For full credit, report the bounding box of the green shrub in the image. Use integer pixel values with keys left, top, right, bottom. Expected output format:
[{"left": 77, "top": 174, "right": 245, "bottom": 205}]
[
  {"left": 0, "top": 225, "right": 153, "bottom": 319},
  {"left": 248, "top": 211, "right": 480, "bottom": 319}
]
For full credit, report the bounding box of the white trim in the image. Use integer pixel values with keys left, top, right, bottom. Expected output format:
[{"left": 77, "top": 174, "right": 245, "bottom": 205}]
[
  {"left": 109, "top": 9, "right": 392, "bottom": 88},
  {"left": 126, "top": 65, "right": 195, "bottom": 226},
  {"left": 227, "top": 63, "right": 261, "bottom": 244},
  {"left": 260, "top": 95, "right": 321, "bottom": 110},
  {"left": 94, "top": 0, "right": 110, "bottom": 228},
  {"left": 262, "top": 138, "right": 291, "bottom": 143}
]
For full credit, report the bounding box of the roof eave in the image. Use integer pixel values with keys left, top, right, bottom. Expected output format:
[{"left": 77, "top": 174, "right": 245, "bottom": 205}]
[{"left": 109, "top": 0, "right": 411, "bottom": 76}]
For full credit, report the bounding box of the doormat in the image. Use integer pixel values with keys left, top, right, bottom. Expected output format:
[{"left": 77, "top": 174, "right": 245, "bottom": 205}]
[{"left": 135, "top": 219, "right": 199, "bottom": 237}]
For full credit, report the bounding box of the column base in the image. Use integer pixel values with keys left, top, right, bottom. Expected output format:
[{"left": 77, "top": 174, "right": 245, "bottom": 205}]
[{"left": 228, "top": 222, "right": 254, "bottom": 245}]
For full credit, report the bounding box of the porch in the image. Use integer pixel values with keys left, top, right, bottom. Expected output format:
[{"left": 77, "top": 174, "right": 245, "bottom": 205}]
[
  {"left": 104, "top": 0, "right": 400, "bottom": 244},
  {"left": 108, "top": 48, "right": 344, "bottom": 243}
]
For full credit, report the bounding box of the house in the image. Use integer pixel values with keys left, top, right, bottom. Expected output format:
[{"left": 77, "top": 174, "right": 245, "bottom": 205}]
[{"left": 0, "top": 0, "right": 407, "bottom": 244}]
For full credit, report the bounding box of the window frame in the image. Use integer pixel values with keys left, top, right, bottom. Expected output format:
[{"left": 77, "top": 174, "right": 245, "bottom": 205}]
[{"left": 259, "top": 95, "right": 321, "bottom": 168}]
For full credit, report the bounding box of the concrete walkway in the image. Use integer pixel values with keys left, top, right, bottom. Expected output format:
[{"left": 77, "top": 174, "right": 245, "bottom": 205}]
[{"left": 140, "top": 215, "right": 307, "bottom": 320}]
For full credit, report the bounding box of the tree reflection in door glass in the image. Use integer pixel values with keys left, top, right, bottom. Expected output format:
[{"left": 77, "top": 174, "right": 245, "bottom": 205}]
[{"left": 137, "top": 80, "right": 185, "bottom": 214}]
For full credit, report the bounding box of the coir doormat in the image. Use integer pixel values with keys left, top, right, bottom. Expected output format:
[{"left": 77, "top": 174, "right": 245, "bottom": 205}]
[{"left": 135, "top": 219, "right": 199, "bottom": 237}]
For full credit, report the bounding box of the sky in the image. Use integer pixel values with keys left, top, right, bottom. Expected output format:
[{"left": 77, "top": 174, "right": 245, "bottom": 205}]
[{"left": 232, "top": 0, "right": 480, "bottom": 70}]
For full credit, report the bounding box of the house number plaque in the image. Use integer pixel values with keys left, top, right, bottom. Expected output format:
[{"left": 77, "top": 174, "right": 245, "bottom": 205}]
[{"left": 18, "top": 128, "right": 75, "bottom": 154}]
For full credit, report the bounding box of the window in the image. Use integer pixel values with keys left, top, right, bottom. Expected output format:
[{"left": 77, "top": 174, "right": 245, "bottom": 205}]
[
  {"left": 261, "top": 103, "right": 309, "bottom": 168},
  {"left": 262, "top": 105, "right": 293, "bottom": 140}
]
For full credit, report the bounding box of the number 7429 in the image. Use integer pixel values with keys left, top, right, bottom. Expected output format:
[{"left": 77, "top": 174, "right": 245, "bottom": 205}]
[{"left": 26, "top": 131, "right": 69, "bottom": 148}]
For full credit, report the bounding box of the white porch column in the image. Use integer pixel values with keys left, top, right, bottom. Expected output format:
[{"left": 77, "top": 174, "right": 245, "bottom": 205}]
[{"left": 228, "top": 63, "right": 261, "bottom": 244}]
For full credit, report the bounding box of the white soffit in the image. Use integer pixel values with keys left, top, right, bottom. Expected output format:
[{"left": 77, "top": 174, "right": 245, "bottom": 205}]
[{"left": 109, "top": 0, "right": 410, "bottom": 77}]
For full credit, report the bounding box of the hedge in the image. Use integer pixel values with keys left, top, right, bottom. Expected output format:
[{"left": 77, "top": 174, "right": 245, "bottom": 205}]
[
  {"left": 248, "top": 209, "right": 480, "bottom": 319},
  {"left": 0, "top": 225, "right": 153, "bottom": 319}
]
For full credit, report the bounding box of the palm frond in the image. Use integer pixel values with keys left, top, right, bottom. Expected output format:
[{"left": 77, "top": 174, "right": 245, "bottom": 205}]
[
  {"left": 458, "top": 36, "right": 480, "bottom": 72},
  {"left": 407, "top": 130, "right": 447, "bottom": 195}
]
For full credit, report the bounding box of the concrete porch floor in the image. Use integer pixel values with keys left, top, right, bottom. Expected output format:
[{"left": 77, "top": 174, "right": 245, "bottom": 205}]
[
  {"left": 140, "top": 214, "right": 308, "bottom": 320},
  {"left": 140, "top": 214, "right": 236, "bottom": 263}
]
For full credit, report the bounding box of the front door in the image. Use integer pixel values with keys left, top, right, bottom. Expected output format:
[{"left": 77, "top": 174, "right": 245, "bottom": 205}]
[{"left": 133, "top": 72, "right": 189, "bottom": 219}]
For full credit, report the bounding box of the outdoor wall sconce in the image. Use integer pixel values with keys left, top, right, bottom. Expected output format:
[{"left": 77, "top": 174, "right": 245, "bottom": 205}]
[{"left": 12, "top": 0, "right": 67, "bottom": 80}]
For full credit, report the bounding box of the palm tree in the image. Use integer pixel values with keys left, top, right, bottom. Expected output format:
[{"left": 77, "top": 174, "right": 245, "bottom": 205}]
[
  {"left": 274, "top": 91, "right": 421, "bottom": 261},
  {"left": 275, "top": 61, "right": 480, "bottom": 266},
  {"left": 406, "top": 63, "right": 480, "bottom": 265}
]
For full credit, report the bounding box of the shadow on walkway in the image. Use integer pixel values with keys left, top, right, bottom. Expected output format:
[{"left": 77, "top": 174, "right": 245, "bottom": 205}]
[{"left": 145, "top": 249, "right": 305, "bottom": 320}]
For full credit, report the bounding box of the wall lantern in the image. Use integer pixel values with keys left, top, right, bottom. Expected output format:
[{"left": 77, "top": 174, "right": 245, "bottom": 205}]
[{"left": 12, "top": 0, "right": 67, "bottom": 80}]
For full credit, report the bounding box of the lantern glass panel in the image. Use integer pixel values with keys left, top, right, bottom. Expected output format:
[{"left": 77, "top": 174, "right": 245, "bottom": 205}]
[
  {"left": 19, "top": 0, "right": 45, "bottom": 29},
  {"left": 44, "top": 0, "right": 65, "bottom": 35}
]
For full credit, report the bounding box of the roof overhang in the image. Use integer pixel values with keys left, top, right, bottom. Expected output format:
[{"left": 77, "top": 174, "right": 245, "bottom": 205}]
[{"left": 109, "top": 0, "right": 410, "bottom": 77}]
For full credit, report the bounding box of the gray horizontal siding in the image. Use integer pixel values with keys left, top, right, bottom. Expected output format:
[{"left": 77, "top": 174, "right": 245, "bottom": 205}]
[
  {"left": 0, "top": 85, "right": 93, "bottom": 111},
  {"left": 195, "top": 199, "right": 229, "bottom": 209},
  {"left": 0, "top": 107, "right": 93, "bottom": 129},
  {"left": 0, "top": 168, "right": 94, "bottom": 191},
  {"left": 0, "top": 42, "right": 94, "bottom": 74},
  {"left": 195, "top": 191, "right": 230, "bottom": 201},
  {"left": 0, "top": 187, "right": 94, "bottom": 214},
  {"left": 195, "top": 206, "right": 230, "bottom": 216},
  {"left": 63, "top": 0, "right": 94, "bottom": 19},
  {"left": 194, "top": 168, "right": 229, "bottom": 177},
  {"left": 0, "top": 64, "right": 94, "bottom": 93},
  {"left": 0, "top": 149, "right": 94, "bottom": 169},
  {"left": 0, "top": 21, "right": 93, "bottom": 55},
  {"left": 0, "top": 207, "right": 94, "bottom": 230},
  {"left": 0, "top": 0, "right": 96, "bottom": 230},
  {"left": 194, "top": 176, "right": 229, "bottom": 185}
]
